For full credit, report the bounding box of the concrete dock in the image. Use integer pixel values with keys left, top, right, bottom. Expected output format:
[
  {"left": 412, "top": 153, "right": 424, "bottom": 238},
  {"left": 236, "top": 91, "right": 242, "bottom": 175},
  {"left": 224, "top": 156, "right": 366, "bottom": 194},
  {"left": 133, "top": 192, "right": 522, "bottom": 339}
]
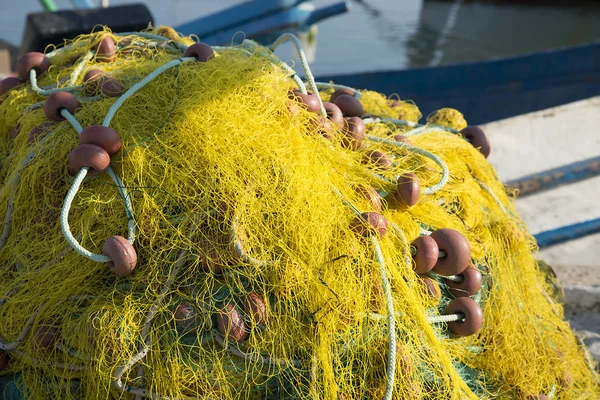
[{"left": 483, "top": 96, "right": 600, "bottom": 364}]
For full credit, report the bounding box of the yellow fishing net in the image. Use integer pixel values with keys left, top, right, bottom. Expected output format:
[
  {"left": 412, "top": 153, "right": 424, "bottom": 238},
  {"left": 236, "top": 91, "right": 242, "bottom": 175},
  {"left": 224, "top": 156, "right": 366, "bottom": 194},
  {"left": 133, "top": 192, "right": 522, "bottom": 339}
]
[{"left": 0, "top": 27, "right": 597, "bottom": 399}]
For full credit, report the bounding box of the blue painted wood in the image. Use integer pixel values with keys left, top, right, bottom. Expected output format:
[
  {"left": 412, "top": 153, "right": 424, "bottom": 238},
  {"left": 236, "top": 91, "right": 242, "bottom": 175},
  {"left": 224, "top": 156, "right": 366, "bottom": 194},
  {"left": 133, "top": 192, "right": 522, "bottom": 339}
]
[
  {"left": 316, "top": 41, "right": 600, "bottom": 125},
  {"left": 506, "top": 156, "right": 600, "bottom": 197},
  {"left": 200, "top": 2, "right": 350, "bottom": 45},
  {"left": 534, "top": 217, "right": 600, "bottom": 249},
  {"left": 69, "top": 0, "right": 94, "bottom": 8},
  {"left": 175, "top": 0, "right": 305, "bottom": 39},
  {"left": 306, "top": 2, "right": 351, "bottom": 26}
]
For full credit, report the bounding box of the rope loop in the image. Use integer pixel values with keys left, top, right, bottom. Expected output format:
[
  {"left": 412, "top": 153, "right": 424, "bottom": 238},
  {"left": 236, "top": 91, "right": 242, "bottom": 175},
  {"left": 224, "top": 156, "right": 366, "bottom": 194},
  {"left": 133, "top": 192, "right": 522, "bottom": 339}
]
[{"left": 366, "top": 134, "right": 449, "bottom": 194}]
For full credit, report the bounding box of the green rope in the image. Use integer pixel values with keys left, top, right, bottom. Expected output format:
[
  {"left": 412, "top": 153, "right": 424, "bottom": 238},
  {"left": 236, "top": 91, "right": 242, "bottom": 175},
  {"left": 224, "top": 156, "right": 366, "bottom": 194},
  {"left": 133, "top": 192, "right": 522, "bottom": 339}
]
[
  {"left": 370, "top": 236, "right": 397, "bottom": 400},
  {"left": 38, "top": 0, "right": 57, "bottom": 12},
  {"left": 269, "top": 33, "right": 327, "bottom": 117},
  {"left": 103, "top": 58, "right": 193, "bottom": 127},
  {"left": 366, "top": 134, "right": 449, "bottom": 195},
  {"left": 333, "top": 185, "right": 396, "bottom": 400},
  {"left": 30, "top": 70, "right": 80, "bottom": 96}
]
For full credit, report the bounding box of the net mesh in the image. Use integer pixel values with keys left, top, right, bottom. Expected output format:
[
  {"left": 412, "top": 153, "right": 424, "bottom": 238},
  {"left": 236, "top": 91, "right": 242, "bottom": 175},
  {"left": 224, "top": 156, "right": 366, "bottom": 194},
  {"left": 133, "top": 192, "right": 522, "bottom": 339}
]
[{"left": 0, "top": 27, "right": 597, "bottom": 400}]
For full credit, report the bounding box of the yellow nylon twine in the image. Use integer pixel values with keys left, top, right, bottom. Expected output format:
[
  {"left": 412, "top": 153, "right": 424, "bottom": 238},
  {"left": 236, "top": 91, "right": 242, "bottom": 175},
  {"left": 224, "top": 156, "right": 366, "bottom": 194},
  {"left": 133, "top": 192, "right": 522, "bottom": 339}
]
[{"left": 0, "top": 27, "right": 597, "bottom": 399}]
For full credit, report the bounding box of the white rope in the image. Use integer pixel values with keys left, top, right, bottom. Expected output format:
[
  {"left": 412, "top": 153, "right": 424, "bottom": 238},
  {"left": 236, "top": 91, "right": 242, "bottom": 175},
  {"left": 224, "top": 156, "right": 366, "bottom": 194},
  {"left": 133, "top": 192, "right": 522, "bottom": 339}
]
[
  {"left": 269, "top": 33, "right": 327, "bottom": 117},
  {"left": 428, "top": 313, "right": 463, "bottom": 323}
]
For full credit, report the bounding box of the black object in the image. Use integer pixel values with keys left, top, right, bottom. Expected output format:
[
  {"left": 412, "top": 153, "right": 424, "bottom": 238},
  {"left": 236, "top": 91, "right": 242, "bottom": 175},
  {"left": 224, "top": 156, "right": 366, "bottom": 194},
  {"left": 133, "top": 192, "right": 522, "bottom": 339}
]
[{"left": 20, "top": 4, "right": 154, "bottom": 55}]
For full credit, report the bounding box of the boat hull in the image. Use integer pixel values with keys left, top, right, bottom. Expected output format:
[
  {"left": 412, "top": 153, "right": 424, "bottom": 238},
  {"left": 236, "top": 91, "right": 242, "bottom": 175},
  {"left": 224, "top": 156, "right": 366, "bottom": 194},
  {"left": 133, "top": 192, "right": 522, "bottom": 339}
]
[{"left": 316, "top": 41, "right": 600, "bottom": 125}]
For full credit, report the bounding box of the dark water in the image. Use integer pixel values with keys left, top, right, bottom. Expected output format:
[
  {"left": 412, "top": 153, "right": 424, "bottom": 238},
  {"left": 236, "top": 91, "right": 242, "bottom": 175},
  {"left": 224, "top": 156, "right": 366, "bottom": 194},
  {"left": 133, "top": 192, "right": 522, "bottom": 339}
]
[
  {"left": 308, "top": 0, "right": 600, "bottom": 75},
  {"left": 401, "top": 1, "right": 600, "bottom": 68},
  {"left": 1, "top": 0, "right": 600, "bottom": 75}
]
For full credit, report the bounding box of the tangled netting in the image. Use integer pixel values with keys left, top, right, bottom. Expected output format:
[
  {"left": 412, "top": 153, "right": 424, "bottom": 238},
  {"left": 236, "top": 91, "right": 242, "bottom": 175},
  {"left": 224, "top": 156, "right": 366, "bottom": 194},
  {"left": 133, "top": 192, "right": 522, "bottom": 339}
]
[{"left": 0, "top": 26, "right": 598, "bottom": 400}]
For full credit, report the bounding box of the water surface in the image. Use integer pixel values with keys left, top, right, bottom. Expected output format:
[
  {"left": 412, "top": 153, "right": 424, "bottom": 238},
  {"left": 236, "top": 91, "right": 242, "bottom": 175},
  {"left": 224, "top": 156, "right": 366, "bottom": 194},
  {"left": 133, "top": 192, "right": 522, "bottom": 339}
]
[{"left": 1, "top": 0, "right": 599, "bottom": 75}]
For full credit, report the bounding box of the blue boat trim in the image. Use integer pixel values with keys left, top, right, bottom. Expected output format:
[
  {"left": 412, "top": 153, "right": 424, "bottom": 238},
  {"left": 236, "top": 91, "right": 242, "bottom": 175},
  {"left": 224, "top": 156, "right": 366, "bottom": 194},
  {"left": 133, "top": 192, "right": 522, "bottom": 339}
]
[
  {"left": 69, "top": 0, "right": 94, "bottom": 9},
  {"left": 175, "top": 0, "right": 350, "bottom": 46},
  {"left": 506, "top": 156, "right": 600, "bottom": 197},
  {"left": 198, "top": 2, "right": 350, "bottom": 46},
  {"left": 316, "top": 41, "right": 600, "bottom": 125},
  {"left": 305, "top": 2, "right": 351, "bottom": 26},
  {"left": 534, "top": 218, "right": 600, "bottom": 249},
  {"left": 175, "top": 0, "right": 304, "bottom": 38}
]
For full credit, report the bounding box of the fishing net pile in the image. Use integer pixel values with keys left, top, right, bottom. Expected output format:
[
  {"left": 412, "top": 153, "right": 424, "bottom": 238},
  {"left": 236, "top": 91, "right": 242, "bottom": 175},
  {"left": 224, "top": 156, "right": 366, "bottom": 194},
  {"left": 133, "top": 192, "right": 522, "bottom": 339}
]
[{"left": 0, "top": 27, "right": 598, "bottom": 399}]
